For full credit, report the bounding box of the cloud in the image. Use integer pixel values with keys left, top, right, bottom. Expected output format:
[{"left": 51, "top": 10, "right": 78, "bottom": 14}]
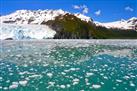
[
  {"left": 73, "top": 5, "right": 89, "bottom": 14},
  {"left": 125, "top": 6, "right": 134, "bottom": 12},
  {"left": 95, "top": 10, "right": 101, "bottom": 16},
  {"left": 73, "top": 5, "right": 81, "bottom": 9},
  {"left": 73, "top": 5, "right": 82, "bottom": 10},
  {"left": 82, "top": 5, "right": 89, "bottom": 14}
]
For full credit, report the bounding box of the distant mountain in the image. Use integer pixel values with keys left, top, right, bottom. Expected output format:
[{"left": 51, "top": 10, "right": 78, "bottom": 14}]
[
  {"left": 0, "top": 10, "right": 94, "bottom": 40},
  {"left": 0, "top": 9, "right": 92, "bottom": 24},
  {"left": 0, "top": 9, "right": 137, "bottom": 40},
  {"left": 95, "top": 17, "right": 137, "bottom": 30}
]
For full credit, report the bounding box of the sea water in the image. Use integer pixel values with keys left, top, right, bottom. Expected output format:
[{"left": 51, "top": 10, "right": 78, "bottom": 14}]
[{"left": 0, "top": 40, "right": 137, "bottom": 91}]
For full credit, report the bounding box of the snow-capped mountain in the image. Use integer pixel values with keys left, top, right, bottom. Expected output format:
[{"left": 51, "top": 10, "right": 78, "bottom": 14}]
[
  {"left": 0, "top": 9, "right": 137, "bottom": 40},
  {"left": 0, "top": 9, "right": 91, "bottom": 24},
  {"left": 95, "top": 17, "right": 137, "bottom": 30},
  {"left": 0, "top": 9, "right": 92, "bottom": 40}
]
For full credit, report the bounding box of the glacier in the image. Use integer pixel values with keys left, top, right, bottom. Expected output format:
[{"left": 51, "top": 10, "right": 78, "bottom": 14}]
[{"left": 0, "top": 23, "right": 56, "bottom": 40}]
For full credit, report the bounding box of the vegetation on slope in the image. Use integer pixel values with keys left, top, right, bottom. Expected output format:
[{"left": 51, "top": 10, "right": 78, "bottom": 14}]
[{"left": 43, "top": 14, "right": 137, "bottom": 39}]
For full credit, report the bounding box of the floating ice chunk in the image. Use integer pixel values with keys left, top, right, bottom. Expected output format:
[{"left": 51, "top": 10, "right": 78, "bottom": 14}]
[
  {"left": 19, "top": 71, "right": 30, "bottom": 75},
  {"left": 86, "top": 82, "right": 90, "bottom": 85},
  {"left": 103, "top": 76, "right": 108, "bottom": 80},
  {"left": 92, "top": 84, "right": 101, "bottom": 89},
  {"left": 73, "top": 78, "right": 79, "bottom": 82},
  {"left": 130, "top": 75, "right": 135, "bottom": 78},
  {"left": 123, "top": 76, "right": 130, "bottom": 80},
  {"left": 0, "top": 77, "right": 3, "bottom": 80},
  {"left": 72, "top": 78, "right": 79, "bottom": 85},
  {"left": 97, "top": 57, "right": 103, "bottom": 60},
  {"left": 86, "top": 72, "right": 94, "bottom": 77},
  {"left": 104, "top": 64, "right": 108, "bottom": 67},
  {"left": 9, "top": 83, "right": 18, "bottom": 89},
  {"left": 66, "top": 84, "right": 71, "bottom": 88},
  {"left": 60, "top": 85, "right": 65, "bottom": 89},
  {"left": 6, "top": 80, "right": 10, "bottom": 83},
  {"left": 3, "top": 87, "right": 8, "bottom": 90},
  {"left": 113, "top": 87, "right": 116, "bottom": 90},
  {"left": 61, "top": 72, "right": 66, "bottom": 75},
  {"left": 85, "top": 78, "right": 90, "bottom": 85},
  {"left": 70, "top": 68, "right": 76, "bottom": 71},
  {"left": 48, "top": 82, "right": 55, "bottom": 86},
  {"left": 9, "top": 73, "right": 13, "bottom": 76},
  {"left": 64, "top": 70, "right": 70, "bottom": 72},
  {"left": 116, "top": 79, "right": 122, "bottom": 83},
  {"left": 73, "top": 82, "right": 79, "bottom": 85},
  {"left": 101, "top": 82, "right": 104, "bottom": 85},
  {"left": 29, "top": 74, "right": 42, "bottom": 78},
  {"left": 19, "top": 80, "right": 28, "bottom": 86},
  {"left": 130, "top": 81, "right": 135, "bottom": 87},
  {"left": 47, "top": 73, "right": 53, "bottom": 78}
]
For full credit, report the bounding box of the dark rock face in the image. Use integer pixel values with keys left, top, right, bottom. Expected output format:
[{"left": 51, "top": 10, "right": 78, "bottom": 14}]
[
  {"left": 3, "top": 21, "right": 15, "bottom": 23},
  {"left": 5, "top": 38, "right": 13, "bottom": 40}
]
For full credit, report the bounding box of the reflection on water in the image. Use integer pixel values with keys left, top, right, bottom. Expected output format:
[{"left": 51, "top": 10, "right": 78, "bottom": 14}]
[{"left": 0, "top": 40, "right": 137, "bottom": 91}]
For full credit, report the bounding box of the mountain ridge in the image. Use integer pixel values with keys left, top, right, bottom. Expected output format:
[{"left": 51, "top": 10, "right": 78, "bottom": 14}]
[
  {"left": 1, "top": 9, "right": 136, "bottom": 30},
  {"left": 0, "top": 9, "right": 92, "bottom": 24},
  {"left": 0, "top": 9, "right": 137, "bottom": 40},
  {"left": 95, "top": 17, "right": 137, "bottom": 30}
]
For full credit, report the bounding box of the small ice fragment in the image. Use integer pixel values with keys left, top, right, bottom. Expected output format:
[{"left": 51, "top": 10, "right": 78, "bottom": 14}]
[
  {"left": 70, "top": 68, "right": 76, "bottom": 71},
  {"left": 9, "top": 84, "right": 18, "bottom": 89},
  {"left": 3, "top": 87, "right": 8, "bottom": 90},
  {"left": 130, "top": 81, "right": 135, "bottom": 87},
  {"left": 19, "top": 80, "right": 28, "bottom": 86},
  {"left": 29, "top": 74, "right": 42, "bottom": 78},
  {"left": 103, "top": 76, "right": 108, "bottom": 80},
  {"left": 47, "top": 73, "right": 53, "bottom": 78},
  {"left": 92, "top": 84, "right": 101, "bottom": 89},
  {"left": 48, "top": 82, "right": 55, "bottom": 86},
  {"left": 0, "top": 77, "right": 3, "bottom": 80},
  {"left": 61, "top": 72, "right": 66, "bottom": 75},
  {"left": 60, "top": 85, "right": 65, "bottom": 88},
  {"left": 72, "top": 78, "right": 79, "bottom": 85},
  {"left": 97, "top": 57, "right": 102, "bottom": 60},
  {"left": 101, "top": 82, "right": 104, "bottom": 85},
  {"left": 73, "top": 78, "right": 79, "bottom": 82},
  {"left": 123, "top": 76, "right": 130, "bottom": 80},
  {"left": 66, "top": 84, "right": 71, "bottom": 88},
  {"left": 73, "top": 81, "right": 79, "bottom": 85},
  {"left": 116, "top": 79, "right": 122, "bottom": 82},
  {"left": 86, "top": 72, "right": 94, "bottom": 77}
]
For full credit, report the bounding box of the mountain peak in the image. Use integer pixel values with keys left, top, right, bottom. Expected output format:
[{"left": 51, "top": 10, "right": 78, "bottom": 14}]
[{"left": 0, "top": 9, "right": 92, "bottom": 24}]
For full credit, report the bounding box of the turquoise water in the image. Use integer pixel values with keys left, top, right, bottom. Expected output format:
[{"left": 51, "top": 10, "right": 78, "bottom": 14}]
[{"left": 0, "top": 40, "right": 137, "bottom": 91}]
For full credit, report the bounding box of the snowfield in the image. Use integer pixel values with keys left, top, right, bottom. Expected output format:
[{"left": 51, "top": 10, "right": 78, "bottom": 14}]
[
  {"left": 0, "top": 23, "right": 56, "bottom": 40},
  {"left": 0, "top": 9, "right": 92, "bottom": 25},
  {"left": 95, "top": 17, "right": 137, "bottom": 30}
]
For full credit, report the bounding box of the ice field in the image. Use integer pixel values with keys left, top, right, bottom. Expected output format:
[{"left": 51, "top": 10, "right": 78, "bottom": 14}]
[{"left": 0, "top": 40, "right": 137, "bottom": 91}]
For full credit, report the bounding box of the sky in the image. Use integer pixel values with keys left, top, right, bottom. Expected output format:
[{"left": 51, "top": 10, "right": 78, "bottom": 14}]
[{"left": 0, "top": 0, "right": 136, "bottom": 22}]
